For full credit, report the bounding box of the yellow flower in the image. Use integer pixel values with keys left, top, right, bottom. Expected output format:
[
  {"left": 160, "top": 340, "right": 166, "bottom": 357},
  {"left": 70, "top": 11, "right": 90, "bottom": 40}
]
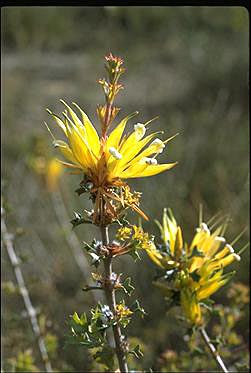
[
  {"left": 46, "top": 100, "right": 177, "bottom": 222},
  {"left": 147, "top": 208, "right": 183, "bottom": 269},
  {"left": 47, "top": 99, "right": 177, "bottom": 188},
  {"left": 116, "top": 225, "right": 154, "bottom": 251},
  {"left": 180, "top": 288, "right": 202, "bottom": 325},
  {"left": 116, "top": 303, "right": 133, "bottom": 319},
  {"left": 46, "top": 158, "right": 64, "bottom": 192},
  {"left": 29, "top": 155, "right": 63, "bottom": 192},
  {"left": 116, "top": 226, "right": 132, "bottom": 241},
  {"left": 147, "top": 209, "right": 242, "bottom": 325}
]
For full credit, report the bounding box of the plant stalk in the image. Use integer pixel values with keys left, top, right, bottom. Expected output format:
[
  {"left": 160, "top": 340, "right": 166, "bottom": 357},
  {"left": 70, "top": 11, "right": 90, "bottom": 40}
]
[
  {"left": 200, "top": 327, "right": 229, "bottom": 373},
  {"left": 100, "top": 225, "right": 129, "bottom": 373}
]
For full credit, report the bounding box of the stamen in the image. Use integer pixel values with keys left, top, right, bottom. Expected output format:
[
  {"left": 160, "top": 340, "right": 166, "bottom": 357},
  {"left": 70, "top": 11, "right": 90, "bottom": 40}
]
[
  {"left": 109, "top": 147, "right": 122, "bottom": 160},
  {"left": 150, "top": 138, "right": 165, "bottom": 153},
  {"left": 233, "top": 253, "right": 241, "bottom": 261},
  {"left": 215, "top": 236, "right": 226, "bottom": 243},
  {"left": 225, "top": 243, "right": 234, "bottom": 253},
  {"left": 199, "top": 203, "right": 203, "bottom": 226},
  {"left": 134, "top": 123, "right": 146, "bottom": 141},
  {"left": 141, "top": 157, "right": 158, "bottom": 165},
  {"left": 200, "top": 222, "right": 210, "bottom": 234}
]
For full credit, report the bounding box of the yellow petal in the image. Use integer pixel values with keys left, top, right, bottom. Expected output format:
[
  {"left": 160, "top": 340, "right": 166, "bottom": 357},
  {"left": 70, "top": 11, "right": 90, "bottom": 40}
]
[
  {"left": 199, "top": 268, "right": 223, "bottom": 286},
  {"left": 53, "top": 140, "right": 79, "bottom": 165},
  {"left": 57, "top": 159, "right": 83, "bottom": 170},
  {"left": 109, "top": 132, "right": 159, "bottom": 178},
  {"left": 220, "top": 253, "right": 240, "bottom": 267},
  {"left": 64, "top": 122, "right": 93, "bottom": 170},
  {"left": 47, "top": 109, "right": 67, "bottom": 135},
  {"left": 64, "top": 115, "right": 98, "bottom": 171},
  {"left": 197, "top": 278, "right": 227, "bottom": 300},
  {"left": 174, "top": 226, "right": 183, "bottom": 259},
  {"left": 118, "top": 162, "right": 148, "bottom": 179},
  {"left": 215, "top": 245, "right": 233, "bottom": 260},
  {"left": 106, "top": 112, "right": 138, "bottom": 151},
  {"left": 72, "top": 102, "right": 101, "bottom": 157},
  {"left": 180, "top": 289, "right": 201, "bottom": 325},
  {"left": 60, "top": 99, "right": 83, "bottom": 127},
  {"left": 146, "top": 246, "right": 165, "bottom": 269},
  {"left": 124, "top": 162, "right": 177, "bottom": 178}
]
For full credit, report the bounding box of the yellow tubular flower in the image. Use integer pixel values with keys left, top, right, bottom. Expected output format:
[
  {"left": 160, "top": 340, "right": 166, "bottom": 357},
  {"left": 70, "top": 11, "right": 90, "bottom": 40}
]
[
  {"left": 146, "top": 243, "right": 166, "bottom": 269},
  {"left": 146, "top": 208, "right": 243, "bottom": 325},
  {"left": 147, "top": 209, "right": 183, "bottom": 269},
  {"left": 180, "top": 288, "right": 202, "bottom": 325},
  {"left": 48, "top": 100, "right": 177, "bottom": 187}
]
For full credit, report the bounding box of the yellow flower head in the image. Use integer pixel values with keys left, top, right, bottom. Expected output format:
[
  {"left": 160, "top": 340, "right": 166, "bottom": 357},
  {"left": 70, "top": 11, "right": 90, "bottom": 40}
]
[
  {"left": 180, "top": 288, "right": 202, "bottom": 325},
  {"left": 147, "top": 209, "right": 243, "bottom": 325},
  {"left": 27, "top": 136, "right": 63, "bottom": 192},
  {"left": 45, "top": 55, "right": 178, "bottom": 223},
  {"left": 116, "top": 303, "right": 133, "bottom": 319},
  {"left": 146, "top": 208, "right": 183, "bottom": 269},
  {"left": 116, "top": 224, "right": 154, "bottom": 251},
  {"left": 47, "top": 100, "right": 177, "bottom": 188}
]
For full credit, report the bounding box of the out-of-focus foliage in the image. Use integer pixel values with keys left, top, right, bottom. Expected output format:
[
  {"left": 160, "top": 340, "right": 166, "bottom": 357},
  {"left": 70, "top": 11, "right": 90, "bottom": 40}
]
[{"left": 2, "top": 6, "right": 249, "bottom": 372}]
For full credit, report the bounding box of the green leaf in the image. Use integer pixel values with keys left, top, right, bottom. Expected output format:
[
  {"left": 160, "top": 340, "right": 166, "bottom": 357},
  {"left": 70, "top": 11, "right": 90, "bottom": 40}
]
[
  {"left": 129, "top": 344, "right": 143, "bottom": 359},
  {"left": 114, "top": 215, "right": 130, "bottom": 227},
  {"left": 191, "top": 346, "right": 204, "bottom": 357},
  {"left": 128, "top": 249, "right": 141, "bottom": 261},
  {"left": 72, "top": 312, "right": 87, "bottom": 326},
  {"left": 131, "top": 300, "right": 146, "bottom": 317},
  {"left": 200, "top": 298, "right": 215, "bottom": 312},
  {"left": 89, "top": 252, "right": 100, "bottom": 263},
  {"left": 70, "top": 212, "right": 92, "bottom": 228},
  {"left": 121, "top": 277, "right": 135, "bottom": 296},
  {"left": 190, "top": 270, "right": 200, "bottom": 282},
  {"left": 188, "top": 246, "right": 204, "bottom": 259},
  {"left": 93, "top": 345, "right": 115, "bottom": 370},
  {"left": 75, "top": 180, "right": 94, "bottom": 195}
]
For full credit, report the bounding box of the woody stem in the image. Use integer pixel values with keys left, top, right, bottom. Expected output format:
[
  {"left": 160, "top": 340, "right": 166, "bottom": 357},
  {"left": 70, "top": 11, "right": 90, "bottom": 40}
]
[
  {"left": 100, "top": 225, "right": 129, "bottom": 373},
  {"left": 200, "top": 327, "right": 229, "bottom": 373}
]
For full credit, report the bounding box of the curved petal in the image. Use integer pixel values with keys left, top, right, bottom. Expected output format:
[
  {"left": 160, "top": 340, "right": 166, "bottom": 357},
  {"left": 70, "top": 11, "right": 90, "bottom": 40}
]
[
  {"left": 114, "top": 132, "right": 159, "bottom": 173},
  {"left": 123, "top": 162, "right": 178, "bottom": 178},
  {"left": 106, "top": 112, "right": 138, "bottom": 151},
  {"left": 47, "top": 109, "right": 67, "bottom": 135},
  {"left": 53, "top": 140, "right": 79, "bottom": 165},
  {"left": 72, "top": 102, "right": 101, "bottom": 156}
]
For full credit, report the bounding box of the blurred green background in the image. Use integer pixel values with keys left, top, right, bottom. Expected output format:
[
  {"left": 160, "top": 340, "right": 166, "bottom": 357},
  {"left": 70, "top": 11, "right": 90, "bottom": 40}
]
[{"left": 2, "top": 6, "right": 249, "bottom": 372}]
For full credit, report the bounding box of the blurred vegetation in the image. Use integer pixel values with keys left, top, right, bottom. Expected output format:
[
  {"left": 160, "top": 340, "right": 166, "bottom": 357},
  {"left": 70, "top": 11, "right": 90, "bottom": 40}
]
[{"left": 2, "top": 6, "right": 249, "bottom": 372}]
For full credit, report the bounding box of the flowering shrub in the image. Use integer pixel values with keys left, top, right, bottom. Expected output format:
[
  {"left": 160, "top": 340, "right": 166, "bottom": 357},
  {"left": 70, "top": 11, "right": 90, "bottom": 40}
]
[{"left": 44, "top": 54, "right": 249, "bottom": 372}]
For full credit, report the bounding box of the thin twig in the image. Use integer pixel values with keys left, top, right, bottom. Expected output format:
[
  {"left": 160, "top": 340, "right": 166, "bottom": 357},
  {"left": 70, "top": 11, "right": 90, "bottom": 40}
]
[
  {"left": 101, "top": 225, "right": 129, "bottom": 373},
  {"left": 200, "top": 327, "right": 229, "bottom": 373},
  {"left": 1, "top": 206, "right": 52, "bottom": 372}
]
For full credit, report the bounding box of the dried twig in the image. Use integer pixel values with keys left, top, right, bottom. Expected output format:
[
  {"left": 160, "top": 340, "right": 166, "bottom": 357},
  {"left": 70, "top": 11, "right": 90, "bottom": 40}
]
[
  {"left": 200, "top": 327, "right": 229, "bottom": 373},
  {"left": 1, "top": 205, "right": 52, "bottom": 372}
]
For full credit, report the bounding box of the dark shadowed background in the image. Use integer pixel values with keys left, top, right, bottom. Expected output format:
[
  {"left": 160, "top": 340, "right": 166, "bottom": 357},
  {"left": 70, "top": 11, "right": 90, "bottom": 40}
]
[{"left": 2, "top": 6, "right": 249, "bottom": 372}]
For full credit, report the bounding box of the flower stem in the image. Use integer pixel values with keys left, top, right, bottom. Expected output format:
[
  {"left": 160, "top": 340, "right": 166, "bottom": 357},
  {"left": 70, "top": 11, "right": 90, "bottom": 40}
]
[
  {"left": 100, "top": 225, "right": 129, "bottom": 373},
  {"left": 200, "top": 327, "right": 229, "bottom": 373}
]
